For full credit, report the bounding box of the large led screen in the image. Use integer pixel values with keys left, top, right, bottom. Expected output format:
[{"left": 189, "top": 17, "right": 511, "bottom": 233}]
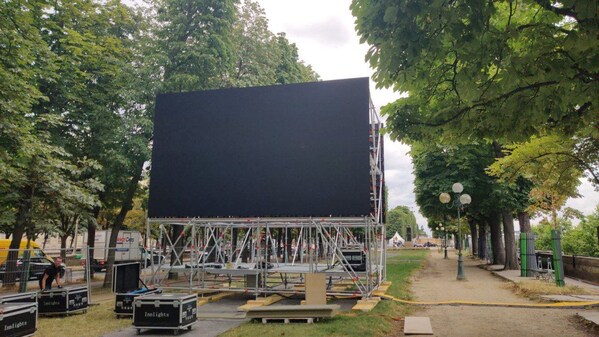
[{"left": 148, "top": 78, "right": 371, "bottom": 218}]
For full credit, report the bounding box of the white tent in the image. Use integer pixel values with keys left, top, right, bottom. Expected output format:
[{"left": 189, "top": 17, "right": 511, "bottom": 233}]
[{"left": 388, "top": 232, "right": 405, "bottom": 247}]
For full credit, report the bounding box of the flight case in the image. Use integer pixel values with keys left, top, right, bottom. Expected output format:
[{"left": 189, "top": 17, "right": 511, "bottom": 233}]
[
  {"left": 0, "top": 292, "right": 37, "bottom": 305},
  {"left": 112, "top": 262, "right": 163, "bottom": 317},
  {"left": 115, "top": 287, "right": 162, "bottom": 316},
  {"left": 132, "top": 293, "right": 197, "bottom": 334},
  {"left": 0, "top": 303, "right": 37, "bottom": 337},
  {"left": 37, "top": 286, "right": 88, "bottom": 315}
]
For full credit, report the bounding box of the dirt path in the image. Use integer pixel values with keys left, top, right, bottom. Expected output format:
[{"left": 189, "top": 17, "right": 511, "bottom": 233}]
[{"left": 408, "top": 250, "right": 595, "bottom": 337}]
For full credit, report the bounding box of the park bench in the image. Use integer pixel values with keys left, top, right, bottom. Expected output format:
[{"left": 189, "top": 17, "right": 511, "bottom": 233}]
[{"left": 532, "top": 257, "right": 554, "bottom": 282}]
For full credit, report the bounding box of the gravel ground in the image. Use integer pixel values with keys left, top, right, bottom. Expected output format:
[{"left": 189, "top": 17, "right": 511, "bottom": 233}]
[{"left": 407, "top": 250, "right": 597, "bottom": 337}]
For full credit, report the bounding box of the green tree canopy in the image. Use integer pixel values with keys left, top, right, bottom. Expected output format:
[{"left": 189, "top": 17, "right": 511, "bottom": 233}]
[
  {"left": 533, "top": 207, "right": 599, "bottom": 257},
  {"left": 228, "top": 1, "right": 319, "bottom": 86},
  {"left": 386, "top": 205, "right": 417, "bottom": 238},
  {"left": 564, "top": 206, "right": 599, "bottom": 257},
  {"left": 351, "top": 0, "right": 598, "bottom": 145}
]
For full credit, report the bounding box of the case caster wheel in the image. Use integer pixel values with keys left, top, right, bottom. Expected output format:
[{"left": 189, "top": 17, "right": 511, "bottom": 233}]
[
  {"left": 173, "top": 329, "right": 179, "bottom": 335},
  {"left": 188, "top": 326, "right": 192, "bottom": 330},
  {"left": 136, "top": 328, "right": 141, "bottom": 335}
]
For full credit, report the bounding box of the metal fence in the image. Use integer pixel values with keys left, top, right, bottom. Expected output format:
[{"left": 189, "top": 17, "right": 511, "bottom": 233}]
[{"left": 0, "top": 245, "right": 162, "bottom": 303}]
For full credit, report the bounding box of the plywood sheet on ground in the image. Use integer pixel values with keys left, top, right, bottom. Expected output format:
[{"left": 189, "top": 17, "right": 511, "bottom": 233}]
[
  {"left": 404, "top": 316, "right": 433, "bottom": 335},
  {"left": 305, "top": 273, "right": 327, "bottom": 305}
]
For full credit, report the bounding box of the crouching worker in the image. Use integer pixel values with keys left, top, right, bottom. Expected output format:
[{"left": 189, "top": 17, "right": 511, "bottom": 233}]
[{"left": 39, "top": 257, "right": 64, "bottom": 291}]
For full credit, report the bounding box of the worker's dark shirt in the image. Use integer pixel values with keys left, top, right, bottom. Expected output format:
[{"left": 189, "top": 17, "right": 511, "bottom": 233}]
[{"left": 39, "top": 264, "right": 61, "bottom": 290}]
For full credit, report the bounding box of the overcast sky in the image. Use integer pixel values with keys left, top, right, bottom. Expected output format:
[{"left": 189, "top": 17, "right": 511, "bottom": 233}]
[{"left": 257, "top": 0, "right": 598, "bottom": 231}]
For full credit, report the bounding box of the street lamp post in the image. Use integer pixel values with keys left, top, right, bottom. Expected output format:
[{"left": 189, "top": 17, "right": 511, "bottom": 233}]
[
  {"left": 439, "top": 182, "right": 472, "bottom": 281},
  {"left": 435, "top": 223, "right": 448, "bottom": 259}
]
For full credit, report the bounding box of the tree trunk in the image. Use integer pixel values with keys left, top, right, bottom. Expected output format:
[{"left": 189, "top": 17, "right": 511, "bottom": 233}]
[
  {"left": 240, "top": 229, "right": 249, "bottom": 262},
  {"left": 87, "top": 203, "right": 102, "bottom": 280},
  {"left": 60, "top": 235, "right": 68, "bottom": 259},
  {"left": 502, "top": 211, "right": 518, "bottom": 270},
  {"left": 318, "top": 234, "right": 324, "bottom": 260},
  {"left": 206, "top": 228, "right": 218, "bottom": 263},
  {"left": 103, "top": 159, "right": 144, "bottom": 288},
  {"left": 168, "top": 224, "right": 186, "bottom": 280},
  {"left": 286, "top": 227, "right": 293, "bottom": 264},
  {"left": 276, "top": 229, "right": 283, "bottom": 261},
  {"left": 69, "top": 215, "right": 79, "bottom": 250},
  {"left": 489, "top": 214, "right": 505, "bottom": 265},
  {"left": 86, "top": 224, "right": 96, "bottom": 280},
  {"left": 469, "top": 219, "right": 478, "bottom": 257},
  {"left": 231, "top": 228, "right": 238, "bottom": 263},
  {"left": 247, "top": 231, "right": 253, "bottom": 263},
  {"left": 478, "top": 224, "right": 487, "bottom": 259},
  {"left": 518, "top": 211, "right": 531, "bottom": 233},
  {"left": 5, "top": 188, "right": 33, "bottom": 286}
]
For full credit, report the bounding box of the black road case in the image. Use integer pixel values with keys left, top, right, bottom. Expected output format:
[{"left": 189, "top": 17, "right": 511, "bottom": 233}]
[
  {"left": 115, "top": 288, "right": 162, "bottom": 316},
  {"left": 38, "top": 286, "right": 88, "bottom": 315},
  {"left": 0, "top": 292, "right": 38, "bottom": 305},
  {"left": 113, "top": 262, "right": 163, "bottom": 317},
  {"left": 133, "top": 293, "right": 197, "bottom": 334},
  {"left": 0, "top": 303, "right": 37, "bottom": 337}
]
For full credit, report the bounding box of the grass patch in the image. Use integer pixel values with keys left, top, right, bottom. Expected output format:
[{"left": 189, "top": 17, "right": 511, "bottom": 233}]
[
  {"left": 385, "top": 249, "right": 429, "bottom": 300},
  {"left": 222, "top": 249, "right": 429, "bottom": 337},
  {"left": 37, "top": 301, "right": 131, "bottom": 337},
  {"left": 505, "top": 280, "right": 590, "bottom": 300}
]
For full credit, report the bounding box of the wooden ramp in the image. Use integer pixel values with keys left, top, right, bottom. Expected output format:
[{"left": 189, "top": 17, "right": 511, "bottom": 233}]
[
  {"left": 246, "top": 304, "right": 340, "bottom": 323},
  {"left": 237, "top": 294, "right": 284, "bottom": 311},
  {"left": 197, "top": 292, "right": 235, "bottom": 306}
]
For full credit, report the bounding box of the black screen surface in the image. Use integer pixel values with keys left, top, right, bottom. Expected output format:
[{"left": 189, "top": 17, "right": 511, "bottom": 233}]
[
  {"left": 148, "top": 78, "right": 371, "bottom": 218},
  {"left": 113, "top": 263, "right": 141, "bottom": 293}
]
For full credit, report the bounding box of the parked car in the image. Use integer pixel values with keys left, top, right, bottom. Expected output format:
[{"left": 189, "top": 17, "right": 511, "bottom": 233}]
[{"left": 0, "top": 256, "right": 66, "bottom": 282}]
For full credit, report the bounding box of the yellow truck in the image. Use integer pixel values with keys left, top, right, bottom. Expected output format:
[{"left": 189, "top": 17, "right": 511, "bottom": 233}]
[
  {"left": 0, "top": 239, "right": 56, "bottom": 281},
  {"left": 0, "top": 239, "right": 46, "bottom": 263}
]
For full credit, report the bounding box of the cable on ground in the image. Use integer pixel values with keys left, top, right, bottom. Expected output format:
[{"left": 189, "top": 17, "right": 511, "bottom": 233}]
[{"left": 381, "top": 294, "right": 599, "bottom": 309}]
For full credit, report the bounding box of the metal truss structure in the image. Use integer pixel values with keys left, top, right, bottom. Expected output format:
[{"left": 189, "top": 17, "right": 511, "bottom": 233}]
[{"left": 145, "top": 100, "right": 386, "bottom": 298}]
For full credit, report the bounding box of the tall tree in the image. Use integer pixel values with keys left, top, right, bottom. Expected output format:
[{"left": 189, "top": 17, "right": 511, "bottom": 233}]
[
  {"left": 227, "top": 1, "right": 319, "bottom": 87},
  {"left": 272, "top": 33, "right": 319, "bottom": 84},
  {"left": 27, "top": 0, "right": 144, "bottom": 286},
  {"left": 0, "top": 0, "right": 46, "bottom": 259},
  {"left": 155, "top": 0, "right": 237, "bottom": 92},
  {"left": 489, "top": 135, "right": 583, "bottom": 230},
  {"left": 411, "top": 142, "right": 522, "bottom": 267},
  {"left": 228, "top": 0, "right": 277, "bottom": 86},
  {"left": 0, "top": 0, "right": 106, "bottom": 285}
]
